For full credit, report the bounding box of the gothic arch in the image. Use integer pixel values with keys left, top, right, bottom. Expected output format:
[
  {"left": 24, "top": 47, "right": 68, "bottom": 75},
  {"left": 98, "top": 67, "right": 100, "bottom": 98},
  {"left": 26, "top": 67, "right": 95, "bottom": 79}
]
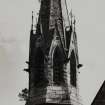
[
  {"left": 53, "top": 46, "right": 65, "bottom": 85},
  {"left": 70, "top": 50, "right": 77, "bottom": 87}
]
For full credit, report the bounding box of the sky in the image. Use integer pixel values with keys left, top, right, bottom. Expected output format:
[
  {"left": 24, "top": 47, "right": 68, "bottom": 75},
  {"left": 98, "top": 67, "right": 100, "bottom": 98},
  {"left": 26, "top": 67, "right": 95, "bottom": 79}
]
[{"left": 0, "top": 0, "right": 105, "bottom": 105}]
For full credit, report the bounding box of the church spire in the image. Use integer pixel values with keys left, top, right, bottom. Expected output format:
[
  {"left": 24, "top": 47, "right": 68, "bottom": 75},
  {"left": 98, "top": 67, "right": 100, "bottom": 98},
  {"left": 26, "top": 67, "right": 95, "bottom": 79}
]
[{"left": 27, "top": 0, "right": 82, "bottom": 105}]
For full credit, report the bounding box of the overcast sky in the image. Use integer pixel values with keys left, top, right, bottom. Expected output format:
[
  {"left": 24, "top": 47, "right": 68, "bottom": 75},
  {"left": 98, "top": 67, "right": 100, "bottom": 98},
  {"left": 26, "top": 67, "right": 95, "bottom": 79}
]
[{"left": 0, "top": 0, "right": 105, "bottom": 105}]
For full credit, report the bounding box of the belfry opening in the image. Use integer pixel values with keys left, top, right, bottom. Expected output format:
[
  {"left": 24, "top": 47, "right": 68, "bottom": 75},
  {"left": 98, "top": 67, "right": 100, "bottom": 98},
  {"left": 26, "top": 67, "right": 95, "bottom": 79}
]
[
  {"left": 70, "top": 50, "right": 77, "bottom": 87},
  {"left": 53, "top": 47, "right": 65, "bottom": 85}
]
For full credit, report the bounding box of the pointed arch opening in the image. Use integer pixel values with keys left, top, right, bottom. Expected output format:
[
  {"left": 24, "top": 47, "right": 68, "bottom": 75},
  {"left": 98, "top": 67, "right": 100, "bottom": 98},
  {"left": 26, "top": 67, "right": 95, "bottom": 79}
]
[
  {"left": 53, "top": 47, "right": 65, "bottom": 85},
  {"left": 70, "top": 50, "right": 77, "bottom": 87}
]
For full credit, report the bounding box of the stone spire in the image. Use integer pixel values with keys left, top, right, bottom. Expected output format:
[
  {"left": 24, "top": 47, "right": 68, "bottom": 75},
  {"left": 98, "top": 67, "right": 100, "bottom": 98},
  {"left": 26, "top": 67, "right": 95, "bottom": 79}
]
[{"left": 27, "top": 0, "right": 82, "bottom": 105}]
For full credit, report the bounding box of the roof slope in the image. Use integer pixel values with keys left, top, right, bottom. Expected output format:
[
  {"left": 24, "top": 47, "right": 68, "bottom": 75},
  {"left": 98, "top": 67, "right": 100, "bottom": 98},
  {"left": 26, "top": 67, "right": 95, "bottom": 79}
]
[{"left": 91, "top": 81, "right": 105, "bottom": 105}]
